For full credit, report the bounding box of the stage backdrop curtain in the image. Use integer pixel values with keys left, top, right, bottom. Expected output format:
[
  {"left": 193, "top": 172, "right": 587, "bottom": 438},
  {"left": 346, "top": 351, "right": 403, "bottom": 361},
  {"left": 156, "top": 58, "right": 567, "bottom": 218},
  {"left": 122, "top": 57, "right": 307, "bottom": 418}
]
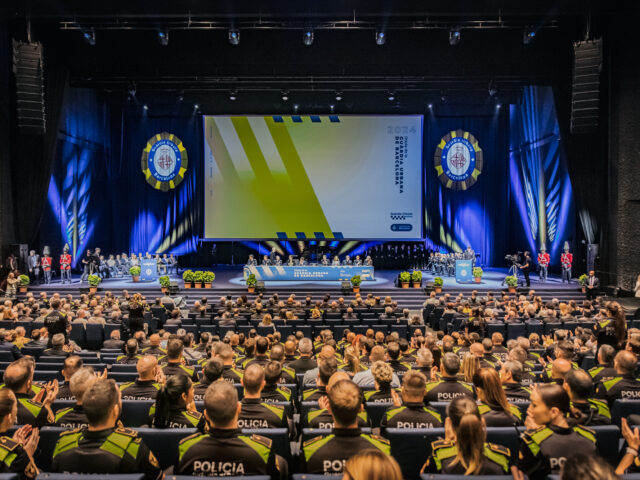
[
  {"left": 423, "top": 112, "right": 510, "bottom": 267},
  {"left": 43, "top": 91, "right": 202, "bottom": 261}
]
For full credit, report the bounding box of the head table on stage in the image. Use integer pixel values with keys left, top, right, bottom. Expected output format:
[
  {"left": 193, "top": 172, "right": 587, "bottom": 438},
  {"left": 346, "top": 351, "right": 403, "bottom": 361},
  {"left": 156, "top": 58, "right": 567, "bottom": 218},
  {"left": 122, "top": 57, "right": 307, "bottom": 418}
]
[{"left": 243, "top": 264, "right": 375, "bottom": 281}]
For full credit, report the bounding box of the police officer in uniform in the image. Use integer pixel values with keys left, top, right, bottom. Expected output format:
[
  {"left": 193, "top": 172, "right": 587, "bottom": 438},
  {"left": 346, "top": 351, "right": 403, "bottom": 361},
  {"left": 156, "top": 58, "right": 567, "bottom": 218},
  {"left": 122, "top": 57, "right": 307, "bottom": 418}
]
[
  {"left": 301, "top": 379, "right": 390, "bottom": 474},
  {"left": 246, "top": 255, "right": 257, "bottom": 267},
  {"left": 54, "top": 368, "right": 97, "bottom": 429},
  {"left": 500, "top": 360, "right": 531, "bottom": 403},
  {"left": 194, "top": 359, "right": 223, "bottom": 402},
  {"left": 238, "top": 365, "right": 288, "bottom": 429},
  {"left": 0, "top": 390, "right": 39, "bottom": 479},
  {"left": 57, "top": 356, "right": 84, "bottom": 401},
  {"left": 588, "top": 344, "right": 617, "bottom": 384},
  {"left": 564, "top": 369, "right": 611, "bottom": 426},
  {"left": 119, "top": 356, "right": 162, "bottom": 401},
  {"left": 595, "top": 351, "right": 640, "bottom": 406},
  {"left": 3, "top": 361, "right": 56, "bottom": 427},
  {"left": 216, "top": 344, "right": 244, "bottom": 383},
  {"left": 175, "top": 381, "right": 287, "bottom": 478},
  {"left": 380, "top": 371, "right": 442, "bottom": 431},
  {"left": 424, "top": 353, "right": 476, "bottom": 403},
  {"left": 116, "top": 340, "right": 142, "bottom": 365},
  {"left": 261, "top": 362, "right": 292, "bottom": 403},
  {"left": 43, "top": 299, "right": 68, "bottom": 347},
  {"left": 51, "top": 379, "right": 161, "bottom": 479},
  {"left": 161, "top": 339, "right": 199, "bottom": 383},
  {"left": 517, "top": 384, "right": 596, "bottom": 479},
  {"left": 305, "top": 372, "right": 370, "bottom": 429}
]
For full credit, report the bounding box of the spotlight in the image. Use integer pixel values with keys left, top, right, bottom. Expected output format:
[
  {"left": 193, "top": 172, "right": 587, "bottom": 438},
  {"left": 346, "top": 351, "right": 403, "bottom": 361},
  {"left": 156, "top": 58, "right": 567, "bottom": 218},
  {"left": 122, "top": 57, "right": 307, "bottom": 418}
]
[
  {"left": 178, "top": 95, "right": 184, "bottom": 102},
  {"left": 127, "top": 82, "right": 137, "bottom": 99},
  {"left": 330, "top": 104, "right": 335, "bottom": 112},
  {"left": 523, "top": 27, "right": 536, "bottom": 45},
  {"left": 387, "top": 91, "right": 396, "bottom": 101},
  {"left": 194, "top": 104, "right": 199, "bottom": 110},
  {"left": 335, "top": 91, "right": 343, "bottom": 102},
  {"left": 143, "top": 104, "right": 149, "bottom": 111},
  {"left": 293, "top": 104, "right": 299, "bottom": 112},
  {"left": 228, "top": 29, "right": 240, "bottom": 45},
  {"left": 281, "top": 90, "right": 289, "bottom": 102},
  {"left": 82, "top": 28, "right": 96, "bottom": 46},
  {"left": 428, "top": 103, "right": 433, "bottom": 109},
  {"left": 229, "top": 90, "right": 237, "bottom": 101},
  {"left": 375, "top": 30, "right": 386, "bottom": 45},
  {"left": 449, "top": 28, "right": 461, "bottom": 46},
  {"left": 303, "top": 29, "right": 314, "bottom": 46},
  {"left": 157, "top": 28, "right": 169, "bottom": 46},
  {"left": 488, "top": 80, "right": 498, "bottom": 97},
  {"left": 496, "top": 103, "right": 502, "bottom": 110}
]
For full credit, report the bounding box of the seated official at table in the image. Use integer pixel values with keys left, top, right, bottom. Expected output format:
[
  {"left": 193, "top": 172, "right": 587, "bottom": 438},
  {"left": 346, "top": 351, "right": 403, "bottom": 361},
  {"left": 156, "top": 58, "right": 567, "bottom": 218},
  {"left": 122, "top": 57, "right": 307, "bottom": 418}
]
[
  {"left": 298, "top": 257, "right": 306, "bottom": 266},
  {"left": 332, "top": 256, "right": 341, "bottom": 266},
  {"left": 287, "top": 256, "right": 295, "bottom": 266},
  {"left": 247, "top": 254, "right": 257, "bottom": 266},
  {"left": 354, "top": 255, "right": 363, "bottom": 266},
  {"left": 320, "top": 255, "right": 329, "bottom": 266},
  {"left": 343, "top": 255, "right": 353, "bottom": 266},
  {"left": 274, "top": 255, "right": 282, "bottom": 266},
  {"left": 262, "top": 255, "right": 271, "bottom": 266},
  {"left": 365, "top": 255, "right": 373, "bottom": 266}
]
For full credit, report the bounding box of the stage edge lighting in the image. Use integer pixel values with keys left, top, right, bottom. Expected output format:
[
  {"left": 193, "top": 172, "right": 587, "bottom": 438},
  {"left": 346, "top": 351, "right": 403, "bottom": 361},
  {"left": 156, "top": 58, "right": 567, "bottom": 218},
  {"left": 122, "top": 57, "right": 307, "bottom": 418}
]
[
  {"left": 449, "top": 28, "right": 461, "bottom": 46},
  {"left": 375, "top": 30, "right": 386, "bottom": 45},
  {"left": 303, "top": 29, "right": 314, "bottom": 46},
  {"left": 157, "top": 28, "right": 169, "bottom": 46},
  {"left": 281, "top": 91, "right": 289, "bottom": 102},
  {"left": 335, "top": 91, "right": 343, "bottom": 101},
  {"left": 229, "top": 90, "right": 237, "bottom": 101}
]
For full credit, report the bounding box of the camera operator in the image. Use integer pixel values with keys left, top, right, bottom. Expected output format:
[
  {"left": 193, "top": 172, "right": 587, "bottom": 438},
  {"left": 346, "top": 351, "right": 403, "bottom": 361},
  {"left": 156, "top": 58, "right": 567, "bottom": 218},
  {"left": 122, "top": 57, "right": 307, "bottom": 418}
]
[{"left": 520, "top": 251, "right": 534, "bottom": 287}]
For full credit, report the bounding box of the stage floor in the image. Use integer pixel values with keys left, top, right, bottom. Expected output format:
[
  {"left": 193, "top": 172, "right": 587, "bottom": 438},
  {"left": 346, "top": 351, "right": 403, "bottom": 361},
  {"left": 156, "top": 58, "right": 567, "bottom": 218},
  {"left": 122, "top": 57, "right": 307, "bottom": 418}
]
[{"left": 28, "top": 267, "right": 578, "bottom": 292}]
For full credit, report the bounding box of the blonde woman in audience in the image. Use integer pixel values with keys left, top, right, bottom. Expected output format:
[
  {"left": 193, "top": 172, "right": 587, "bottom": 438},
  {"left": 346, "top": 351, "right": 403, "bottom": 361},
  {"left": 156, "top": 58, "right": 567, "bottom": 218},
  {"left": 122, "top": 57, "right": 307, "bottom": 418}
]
[
  {"left": 343, "top": 449, "right": 403, "bottom": 480},
  {"left": 459, "top": 353, "right": 481, "bottom": 383}
]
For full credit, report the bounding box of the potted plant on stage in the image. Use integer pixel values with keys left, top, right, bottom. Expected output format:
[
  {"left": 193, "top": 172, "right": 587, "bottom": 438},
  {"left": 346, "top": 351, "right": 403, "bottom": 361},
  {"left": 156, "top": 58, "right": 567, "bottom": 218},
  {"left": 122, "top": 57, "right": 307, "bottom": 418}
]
[
  {"left": 578, "top": 274, "right": 588, "bottom": 293},
  {"left": 433, "top": 276, "right": 444, "bottom": 293},
  {"left": 505, "top": 275, "right": 518, "bottom": 293},
  {"left": 473, "top": 267, "right": 483, "bottom": 284},
  {"left": 411, "top": 270, "right": 422, "bottom": 288},
  {"left": 193, "top": 271, "right": 204, "bottom": 288},
  {"left": 351, "top": 275, "right": 362, "bottom": 293},
  {"left": 18, "top": 275, "right": 30, "bottom": 293},
  {"left": 88, "top": 274, "right": 101, "bottom": 293},
  {"left": 246, "top": 274, "right": 257, "bottom": 293},
  {"left": 130, "top": 266, "right": 141, "bottom": 283},
  {"left": 159, "top": 275, "right": 170, "bottom": 294},
  {"left": 203, "top": 271, "right": 215, "bottom": 288},
  {"left": 399, "top": 271, "right": 411, "bottom": 288},
  {"left": 182, "top": 270, "right": 194, "bottom": 288}
]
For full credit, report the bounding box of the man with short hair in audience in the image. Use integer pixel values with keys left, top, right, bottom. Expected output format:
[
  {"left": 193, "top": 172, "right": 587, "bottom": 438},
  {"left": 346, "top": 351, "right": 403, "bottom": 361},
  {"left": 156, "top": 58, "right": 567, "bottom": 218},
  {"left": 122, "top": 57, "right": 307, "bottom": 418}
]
[
  {"left": 175, "top": 381, "right": 287, "bottom": 478},
  {"left": 500, "top": 360, "right": 531, "bottom": 403},
  {"left": 102, "top": 330, "right": 125, "bottom": 350},
  {"left": 215, "top": 343, "right": 243, "bottom": 383},
  {"left": 301, "top": 379, "right": 390, "bottom": 474},
  {"left": 116, "top": 339, "right": 142, "bottom": 365},
  {"left": 193, "top": 358, "right": 223, "bottom": 401},
  {"left": 381, "top": 370, "right": 442, "bottom": 431},
  {"left": 119, "top": 355, "right": 163, "bottom": 400},
  {"left": 161, "top": 338, "right": 198, "bottom": 382},
  {"left": 288, "top": 338, "right": 316, "bottom": 375},
  {"left": 238, "top": 364, "right": 288, "bottom": 429},
  {"left": 54, "top": 367, "right": 99, "bottom": 429},
  {"left": 261, "top": 361, "right": 292, "bottom": 403},
  {"left": 564, "top": 369, "right": 611, "bottom": 426},
  {"left": 57, "top": 355, "right": 84, "bottom": 400},
  {"left": 596, "top": 351, "right": 640, "bottom": 405},
  {"left": 589, "top": 344, "right": 617, "bottom": 384},
  {"left": 42, "top": 333, "right": 71, "bottom": 357},
  {"left": 424, "top": 352, "right": 476, "bottom": 402},
  {"left": 51, "top": 379, "right": 161, "bottom": 478},
  {"left": 303, "top": 357, "right": 338, "bottom": 402},
  {"left": 3, "top": 359, "right": 57, "bottom": 426},
  {"left": 141, "top": 334, "right": 165, "bottom": 356}
]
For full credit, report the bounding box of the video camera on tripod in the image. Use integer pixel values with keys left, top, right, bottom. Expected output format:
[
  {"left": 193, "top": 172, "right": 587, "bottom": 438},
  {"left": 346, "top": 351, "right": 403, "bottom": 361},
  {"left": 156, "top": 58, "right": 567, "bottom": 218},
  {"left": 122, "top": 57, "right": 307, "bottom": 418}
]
[{"left": 504, "top": 252, "right": 523, "bottom": 266}]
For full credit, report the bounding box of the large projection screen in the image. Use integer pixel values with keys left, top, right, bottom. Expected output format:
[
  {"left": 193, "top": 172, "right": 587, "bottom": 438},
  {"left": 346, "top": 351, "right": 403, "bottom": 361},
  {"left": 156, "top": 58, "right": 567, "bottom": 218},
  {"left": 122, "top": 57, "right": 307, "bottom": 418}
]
[{"left": 203, "top": 115, "right": 423, "bottom": 239}]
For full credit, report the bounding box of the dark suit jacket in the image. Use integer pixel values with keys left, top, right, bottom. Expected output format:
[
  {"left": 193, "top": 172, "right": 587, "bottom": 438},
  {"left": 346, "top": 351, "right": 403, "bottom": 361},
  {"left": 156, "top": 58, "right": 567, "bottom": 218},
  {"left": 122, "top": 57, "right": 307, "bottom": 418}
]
[
  {"left": 587, "top": 276, "right": 600, "bottom": 288},
  {"left": 103, "top": 339, "right": 125, "bottom": 350}
]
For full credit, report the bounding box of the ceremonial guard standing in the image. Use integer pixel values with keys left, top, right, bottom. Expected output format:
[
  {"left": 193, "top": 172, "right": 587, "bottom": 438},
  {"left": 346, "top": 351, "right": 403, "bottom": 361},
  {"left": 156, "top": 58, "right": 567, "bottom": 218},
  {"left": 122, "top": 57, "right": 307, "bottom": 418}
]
[
  {"left": 537, "top": 247, "right": 550, "bottom": 283},
  {"left": 41, "top": 247, "right": 53, "bottom": 285},
  {"left": 560, "top": 243, "right": 573, "bottom": 283},
  {"left": 60, "top": 244, "right": 72, "bottom": 284}
]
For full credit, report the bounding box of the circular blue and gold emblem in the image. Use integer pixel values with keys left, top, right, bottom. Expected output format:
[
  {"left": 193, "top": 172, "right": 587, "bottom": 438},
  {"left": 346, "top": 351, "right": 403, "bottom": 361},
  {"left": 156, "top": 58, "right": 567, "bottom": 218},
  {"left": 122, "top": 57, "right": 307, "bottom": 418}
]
[
  {"left": 141, "top": 132, "right": 188, "bottom": 191},
  {"left": 434, "top": 129, "right": 483, "bottom": 190}
]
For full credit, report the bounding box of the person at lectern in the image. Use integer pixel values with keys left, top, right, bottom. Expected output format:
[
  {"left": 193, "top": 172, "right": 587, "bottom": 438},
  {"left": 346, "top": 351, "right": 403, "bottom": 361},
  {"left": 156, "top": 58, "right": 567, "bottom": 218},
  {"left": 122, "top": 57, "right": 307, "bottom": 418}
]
[
  {"left": 262, "top": 255, "right": 271, "bottom": 266},
  {"left": 320, "top": 255, "right": 329, "bottom": 266},
  {"left": 343, "top": 255, "right": 353, "bottom": 266},
  {"left": 354, "top": 255, "right": 363, "bottom": 266},
  {"left": 247, "top": 254, "right": 257, "bottom": 266},
  {"left": 332, "top": 256, "right": 340, "bottom": 266}
]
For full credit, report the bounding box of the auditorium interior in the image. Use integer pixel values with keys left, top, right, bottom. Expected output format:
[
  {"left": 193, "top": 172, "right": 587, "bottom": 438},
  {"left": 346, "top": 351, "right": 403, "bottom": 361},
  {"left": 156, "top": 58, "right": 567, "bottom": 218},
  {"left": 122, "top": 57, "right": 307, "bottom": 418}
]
[{"left": 1, "top": 1, "right": 640, "bottom": 480}]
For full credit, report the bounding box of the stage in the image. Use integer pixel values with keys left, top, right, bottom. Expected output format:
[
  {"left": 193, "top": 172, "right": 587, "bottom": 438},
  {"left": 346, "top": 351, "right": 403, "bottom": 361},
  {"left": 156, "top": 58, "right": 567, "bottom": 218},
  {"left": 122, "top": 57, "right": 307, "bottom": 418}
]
[{"left": 26, "top": 267, "right": 580, "bottom": 292}]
